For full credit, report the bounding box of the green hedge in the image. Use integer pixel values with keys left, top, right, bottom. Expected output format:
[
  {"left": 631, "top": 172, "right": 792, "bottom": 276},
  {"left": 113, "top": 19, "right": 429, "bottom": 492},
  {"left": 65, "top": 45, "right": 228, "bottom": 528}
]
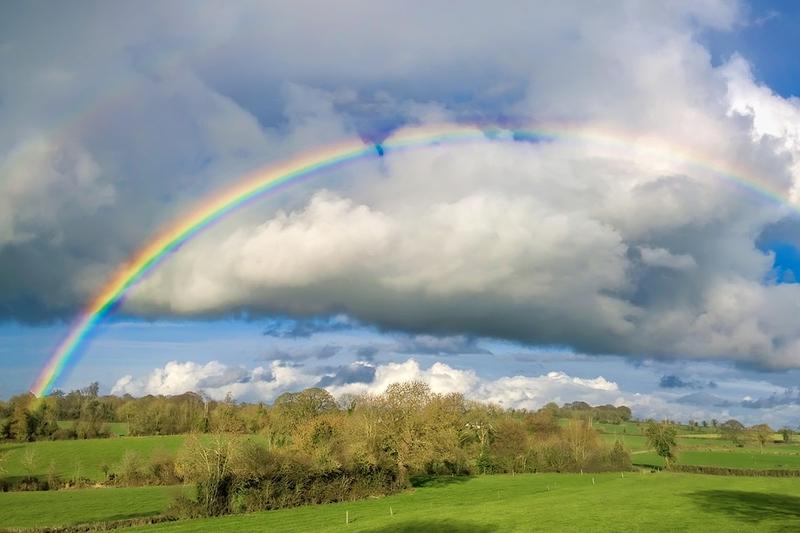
[{"left": 669, "top": 464, "right": 800, "bottom": 477}]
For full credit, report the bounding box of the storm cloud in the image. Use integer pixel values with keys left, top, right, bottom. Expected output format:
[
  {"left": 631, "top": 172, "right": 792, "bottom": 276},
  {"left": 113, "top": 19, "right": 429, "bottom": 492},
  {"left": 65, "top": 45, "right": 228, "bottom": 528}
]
[{"left": 4, "top": 1, "right": 800, "bottom": 370}]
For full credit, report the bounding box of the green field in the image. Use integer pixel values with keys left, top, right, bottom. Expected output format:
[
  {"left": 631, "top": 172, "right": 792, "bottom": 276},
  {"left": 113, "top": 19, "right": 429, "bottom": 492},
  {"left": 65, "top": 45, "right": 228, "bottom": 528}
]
[
  {"left": 0, "top": 435, "right": 186, "bottom": 481},
  {"left": 117, "top": 473, "right": 800, "bottom": 532},
  {"left": 0, "top": 485, "right": 185, "bottom": 528},
  {"left": 634, "top": 448, "right": 800, "bottom": 470}
]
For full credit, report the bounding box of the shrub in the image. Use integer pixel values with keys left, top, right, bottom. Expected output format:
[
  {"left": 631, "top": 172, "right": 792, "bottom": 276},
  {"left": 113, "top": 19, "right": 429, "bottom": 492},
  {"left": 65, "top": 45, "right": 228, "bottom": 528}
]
[{"left": 116, "top": 450, "right": 145, "bottom": 485}]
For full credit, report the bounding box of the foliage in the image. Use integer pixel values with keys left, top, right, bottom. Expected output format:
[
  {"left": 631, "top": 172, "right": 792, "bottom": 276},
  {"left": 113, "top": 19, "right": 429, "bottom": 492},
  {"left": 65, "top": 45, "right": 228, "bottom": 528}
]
[
  {"left": 748, "top": 424, "right": 773, "bottom": 454},
  {"left": 719, "top": 420, "right": 746, "bottom": 446},
  {"left": 645, "top": 422, "right": 678, "bottom": 468}
]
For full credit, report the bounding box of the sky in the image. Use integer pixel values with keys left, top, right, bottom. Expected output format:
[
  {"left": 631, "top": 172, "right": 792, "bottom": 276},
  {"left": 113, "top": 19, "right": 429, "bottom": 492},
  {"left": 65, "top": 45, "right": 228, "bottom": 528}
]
[{"left": 3, "top": 0, "right": 800, "bottom": 426}]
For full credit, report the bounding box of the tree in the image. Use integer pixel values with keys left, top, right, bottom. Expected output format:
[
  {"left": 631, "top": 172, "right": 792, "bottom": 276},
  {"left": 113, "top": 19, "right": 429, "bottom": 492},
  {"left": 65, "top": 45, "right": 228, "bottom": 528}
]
[
  {"left": 749, "top": 424, "right": 773, "bottom": 454},
  {"left": 82, "top": 382, "right": 100, "bottom": 398},
  {"left": 491, "top": 419, "right": 528, "bottom": 474},
  {"left": 33, "top": 399, "right": 59, "bottom": 439},
  {"left": 720, "top": 419, "right": 745, "bottom": 445},
  {"left": 645, "top": 421, "right": 677, "bottom": 469},
  {"left": 525, "top": 408, "right": 560, "bottom": 436},
  {"left": 376, "top": 381, "right": 435, "bottom": 481},
  {"left": 609, "top": 439, "right": 631, "bottom": 470},
  {"left": 564, "top": 419, "right": 599, "bottom": 470},
  {"left": 11, "top": 404, "right": 34, "bottom": 442},
  {"left": 175, "top": 434, "right": 240, "bottom": 516},
  {"left": 780, "top": 427, "right": 793, "bottom": 444},
  {"left": 21, "top": 448, "right": 38, "bottom": 479}
]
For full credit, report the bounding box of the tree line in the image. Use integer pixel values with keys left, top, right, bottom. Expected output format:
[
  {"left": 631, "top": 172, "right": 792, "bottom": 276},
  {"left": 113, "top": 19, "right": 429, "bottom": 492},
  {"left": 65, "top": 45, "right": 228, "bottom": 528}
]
[
  {"left": 1, "top": 382, "right": 632, "bottom": 516},
  {"left": 168, "top": 382, "right": 633, "bottom": 517}
]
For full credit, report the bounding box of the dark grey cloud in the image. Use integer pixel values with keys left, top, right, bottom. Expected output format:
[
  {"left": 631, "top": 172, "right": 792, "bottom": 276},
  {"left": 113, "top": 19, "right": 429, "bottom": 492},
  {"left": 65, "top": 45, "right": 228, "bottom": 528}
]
[
  {"left": 262, "top": 316, "right": 359, "bottom": 338},
  {"left": 659, "top": 374, "right": 716, "bottom": 389},
  {"left": 356, "top": 345, "right": 379, "bottom": 360},
  {"left": 395, "top": 335, "right": 492, "bottom": 356},
  {"left": 315, "top": 363, "right": 376, "bottom": 387}
]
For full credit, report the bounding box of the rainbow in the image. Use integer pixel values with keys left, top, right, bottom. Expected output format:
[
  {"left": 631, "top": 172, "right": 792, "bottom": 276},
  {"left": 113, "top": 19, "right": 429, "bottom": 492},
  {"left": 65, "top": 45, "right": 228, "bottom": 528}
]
[{"left": 29, "top": 123, "right": 795, "bottom": 396}]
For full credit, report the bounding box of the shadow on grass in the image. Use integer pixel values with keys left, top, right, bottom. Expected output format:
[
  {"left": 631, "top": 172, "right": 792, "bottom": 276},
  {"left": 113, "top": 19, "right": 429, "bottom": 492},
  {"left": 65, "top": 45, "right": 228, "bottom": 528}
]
[
  {"left": 410, "top": 475, "right": 474, "bottom": 488},
  {"left": 365, "top": 519, "right": 497, "bottom": 532},
  {"left": 689, "top": 490, "right": 800, "bottom": 524}
]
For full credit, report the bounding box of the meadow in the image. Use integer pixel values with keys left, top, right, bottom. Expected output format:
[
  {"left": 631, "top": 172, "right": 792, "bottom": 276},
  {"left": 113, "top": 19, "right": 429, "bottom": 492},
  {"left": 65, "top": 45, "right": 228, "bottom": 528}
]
[
  {"left": 0, "top": 485, "right": 185, "bottom": 529},
  {"left": 121, "top": 472, "right": 800, "bottom": 532},
  {"left": 3, "top": 472, "right": 799, "bottom": 531},
  {"left": 0, "top": 434, "right": 185, "bottom": 481}
]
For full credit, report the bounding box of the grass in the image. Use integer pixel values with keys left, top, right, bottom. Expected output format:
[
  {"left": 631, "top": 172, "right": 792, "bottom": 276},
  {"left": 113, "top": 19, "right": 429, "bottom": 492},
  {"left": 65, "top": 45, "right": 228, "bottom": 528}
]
[
  {"left": 124, "top": 472, "right": 800, "bottom": 532},
  {"left": 634, "top": 449, "right": 800, "bottom": 470},
  {"left": 0, "top": 485, "right": 185, "bottom": 528},
  {"left": 0, "top": 435, "right": 186, "bottom": 481}
]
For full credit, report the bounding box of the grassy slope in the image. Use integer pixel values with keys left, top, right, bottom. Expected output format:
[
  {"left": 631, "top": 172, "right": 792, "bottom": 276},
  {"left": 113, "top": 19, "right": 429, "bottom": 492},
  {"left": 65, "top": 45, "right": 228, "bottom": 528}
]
[
  {"left": 0, "top": 435, "right": 185, "bottom": 481},
  {"left": 0, "top": 485, "right": 185, "bottom": 528},
  {"left": 131, "top": 473, "right": 800, "bottom": 532}
]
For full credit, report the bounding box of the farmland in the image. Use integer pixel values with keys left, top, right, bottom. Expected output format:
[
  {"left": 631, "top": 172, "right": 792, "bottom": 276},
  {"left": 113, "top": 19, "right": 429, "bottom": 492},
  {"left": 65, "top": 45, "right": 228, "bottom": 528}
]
[
  {"left": 0, "top": 485, "right": 185, "bottom": 529},
  {"left": 3, "top": 471, "right": 799, "bottom": 531},
  {"left": 3, "top": 396, "right": 800, "bottom": 531},
  {"left": 129, "top": 472, "right": 800, "bottom": 532},
  {"left": 0, "top": 435, "right": 185, "bottom": 481}
]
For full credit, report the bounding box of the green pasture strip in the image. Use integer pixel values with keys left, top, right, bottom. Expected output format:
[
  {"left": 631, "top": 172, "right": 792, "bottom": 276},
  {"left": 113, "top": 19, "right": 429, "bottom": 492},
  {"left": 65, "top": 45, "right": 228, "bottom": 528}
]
[
  {"left": 0, "top": 435, "right": 186, "bottom": 481},
  {"left": 0, "top": 485, "right": 186, "bottom": 528},
  {"left": 129, "top": 472, "right": 800, "bottom": 532},
  {"left": 634, "top": 448, "right": 800, "bottom": 470}
]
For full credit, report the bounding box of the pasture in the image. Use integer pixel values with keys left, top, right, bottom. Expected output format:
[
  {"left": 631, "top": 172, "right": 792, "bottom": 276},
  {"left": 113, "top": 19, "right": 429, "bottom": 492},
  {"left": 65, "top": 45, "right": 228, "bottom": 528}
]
[
  {"left": 0, "top": 485, "right": 185, "bottom": 529},
  {"left": 125, "top": 472, "right": 800, "bottom": 532},
  {"left": 0, "top": 435, "right": 185, "bottom": 481},
  {"left": 3, "top": 425, "right": 800, "bottom": 531}
]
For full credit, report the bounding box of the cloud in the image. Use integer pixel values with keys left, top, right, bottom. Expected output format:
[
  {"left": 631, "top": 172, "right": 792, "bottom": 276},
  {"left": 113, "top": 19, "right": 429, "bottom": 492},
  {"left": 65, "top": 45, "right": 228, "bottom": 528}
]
[
  {"left": 111, "top": 360, "right": 313, "bottom": 401},
  {"left": 8, "top": 0, "right": 800, "bottom": 373},
  {"left": 315, "top": 362, "right": 376, "bottom": 387},
  {"left": 111, "top": 355, "right": 800, "bottom": 425},
  {"left": 740, "top": 389, "right": 800, "bottom": 409},
  {"left": 113, "top": 357, "right": 623, "bottom": 410},
  {"left": 675, "top": 392, "right": 733, "bottom": 407},
  {"left": 659, "top": 374, "right": 714, "bottom": 389},
  {"left": 262, "top": 315, "right": 359, "bottom": 338},
  {"left": 639, "top": 247, "right": 697, "bottom": 271}
]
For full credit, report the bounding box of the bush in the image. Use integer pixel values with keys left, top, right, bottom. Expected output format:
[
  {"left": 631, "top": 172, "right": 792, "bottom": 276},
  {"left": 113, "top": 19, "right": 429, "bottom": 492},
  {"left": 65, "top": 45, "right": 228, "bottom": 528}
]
[
  {"left": 116, "top": 450, "right": 145, "bottom": 485},
  {"left": 173, "top": 436, "right": 401, "bottom": 517},
  {"left": 51, "top": 427, "right": 78, "bottom": 440},
  {"left": 669, "top": 464, "right": 800, "bottom": 477},
  {"left": 148, "top": 451, "right": 179, "bottom": 485}
]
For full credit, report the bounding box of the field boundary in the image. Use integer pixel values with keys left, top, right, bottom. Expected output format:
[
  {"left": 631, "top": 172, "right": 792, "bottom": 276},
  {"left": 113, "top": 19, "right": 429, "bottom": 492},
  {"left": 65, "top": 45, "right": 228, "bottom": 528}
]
[{"left": 0, "top": 514, "right": 175, "bottom": 533}]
